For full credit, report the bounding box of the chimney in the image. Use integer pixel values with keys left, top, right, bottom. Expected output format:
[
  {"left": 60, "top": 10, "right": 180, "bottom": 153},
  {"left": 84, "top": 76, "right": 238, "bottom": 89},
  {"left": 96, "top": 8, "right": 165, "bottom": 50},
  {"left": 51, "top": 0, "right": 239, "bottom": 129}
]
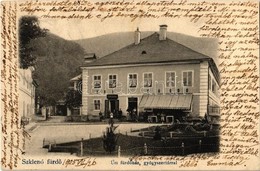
[
  {"left": 159, "top": 25, "right": 167, "bottom": 41},
  {"left": 134, "top": 27, "right": 141, "bottom": 45}
]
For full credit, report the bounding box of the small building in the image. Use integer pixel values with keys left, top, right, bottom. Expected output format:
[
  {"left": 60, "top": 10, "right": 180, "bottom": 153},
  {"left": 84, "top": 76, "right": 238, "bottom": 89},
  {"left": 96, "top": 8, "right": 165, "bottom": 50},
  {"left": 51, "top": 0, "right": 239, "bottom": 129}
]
[
  {"left": 70, "top": 74, "right": 82, "bottom": 91},
  {"left": 18, "top": 67, "right": 37, "bottom": 123},
  {"left": 80, "top": 25, "right": 220, "bottom": 122}
]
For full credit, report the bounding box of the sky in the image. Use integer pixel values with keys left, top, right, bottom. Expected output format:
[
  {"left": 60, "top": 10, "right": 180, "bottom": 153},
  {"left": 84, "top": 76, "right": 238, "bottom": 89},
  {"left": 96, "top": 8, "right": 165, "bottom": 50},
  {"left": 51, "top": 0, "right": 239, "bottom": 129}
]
[{"left": 39, "top": 17, "right": 202, "bottom": 40}]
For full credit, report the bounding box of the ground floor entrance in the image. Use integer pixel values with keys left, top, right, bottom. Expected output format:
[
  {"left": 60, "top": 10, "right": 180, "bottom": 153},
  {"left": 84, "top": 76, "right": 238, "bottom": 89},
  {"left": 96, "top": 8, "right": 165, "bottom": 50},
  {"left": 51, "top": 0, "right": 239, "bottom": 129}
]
[
  {"left": 127, "top": 97, "right": 138, "bottom": 121},
  {"left": 104, "top": 94, "right": 119, "bottom": 118},
  {"left": 128, "top": 97, "right": 138, "bottom": 112}
]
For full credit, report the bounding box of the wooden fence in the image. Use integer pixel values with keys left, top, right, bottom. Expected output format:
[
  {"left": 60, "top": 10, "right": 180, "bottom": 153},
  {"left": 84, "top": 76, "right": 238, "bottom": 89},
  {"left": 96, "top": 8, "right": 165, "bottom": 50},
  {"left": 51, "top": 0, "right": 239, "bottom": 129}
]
[{"left": 44, "top": 136, "right": 219, "bottom": 156}]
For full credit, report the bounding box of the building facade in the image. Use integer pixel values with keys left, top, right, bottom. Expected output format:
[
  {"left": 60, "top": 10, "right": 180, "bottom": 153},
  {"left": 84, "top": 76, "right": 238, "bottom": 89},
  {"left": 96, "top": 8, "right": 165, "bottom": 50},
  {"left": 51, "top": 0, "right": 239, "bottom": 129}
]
[
  {"left": 81, "top": 25, "right": 220, "bottom": 121},
  {"left": 18, "top": 67, "right": 37, "bottom": 122}
]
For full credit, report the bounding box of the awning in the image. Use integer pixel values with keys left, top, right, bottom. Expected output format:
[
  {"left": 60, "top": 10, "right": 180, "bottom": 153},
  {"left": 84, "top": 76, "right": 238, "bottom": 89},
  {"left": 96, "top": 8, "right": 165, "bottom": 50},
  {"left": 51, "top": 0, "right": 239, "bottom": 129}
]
[{"left": 139, "top": 94, "right": 192, "bottom": 110}]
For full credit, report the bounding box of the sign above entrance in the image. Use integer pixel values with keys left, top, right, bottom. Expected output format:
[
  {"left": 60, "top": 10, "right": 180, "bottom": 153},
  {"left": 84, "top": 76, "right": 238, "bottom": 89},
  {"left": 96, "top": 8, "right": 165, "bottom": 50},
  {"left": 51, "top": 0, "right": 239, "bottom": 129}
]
[{"left": 107, "top": 94, "right": 118, "bottom": 99}]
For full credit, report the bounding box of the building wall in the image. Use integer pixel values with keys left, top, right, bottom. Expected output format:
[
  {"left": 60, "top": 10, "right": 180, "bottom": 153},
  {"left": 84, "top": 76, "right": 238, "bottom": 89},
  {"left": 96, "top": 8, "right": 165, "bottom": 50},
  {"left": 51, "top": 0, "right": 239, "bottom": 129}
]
[
  {"left": 208, "top": 68, "right": 220, "bottom": 106},
  {"left": 18, "top": 68, "right": 36, "bottom": 120},
  {"left": 82, "top": 70, "right": 89, "bottom": 115},
  {"left": 199, "top": 61, "right": 209, "bottom": 117},
  {"left": 87, "top": 94, "right": 143, "bottom": 116},
  {"left": 87, "top": 63, "right": 201, "bottom": 95},
  {"left": 192, "top": 95, "right": 200, "bottom": 117},
  {"left": 82, "top": 62, "right": 204, "bottom": 116}
]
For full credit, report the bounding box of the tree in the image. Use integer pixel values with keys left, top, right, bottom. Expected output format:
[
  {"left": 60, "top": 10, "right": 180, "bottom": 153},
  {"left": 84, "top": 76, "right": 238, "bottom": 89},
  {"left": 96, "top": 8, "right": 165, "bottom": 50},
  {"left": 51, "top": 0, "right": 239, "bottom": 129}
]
[
  {"left": 103, "top": 122, "right": 119, "bottom": 153},
  {"left": 65, "top": 89, "right": 82, "bottom": 110},
  {"left": 19, "top": 16, "right": 47, "bottom": 68}
]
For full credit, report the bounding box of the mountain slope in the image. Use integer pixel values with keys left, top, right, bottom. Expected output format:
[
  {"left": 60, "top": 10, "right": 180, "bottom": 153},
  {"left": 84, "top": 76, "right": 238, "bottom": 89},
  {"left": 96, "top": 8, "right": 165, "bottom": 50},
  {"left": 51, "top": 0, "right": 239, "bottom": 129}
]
[
  {"left": 31, "top": 33, "right": 85, "bottom": 105},
  {"left": 74, "top": 32, "right": 218, "bottom": 63},
  {"left": 75, "top": 32, "right": 154, "bottom": 58}
]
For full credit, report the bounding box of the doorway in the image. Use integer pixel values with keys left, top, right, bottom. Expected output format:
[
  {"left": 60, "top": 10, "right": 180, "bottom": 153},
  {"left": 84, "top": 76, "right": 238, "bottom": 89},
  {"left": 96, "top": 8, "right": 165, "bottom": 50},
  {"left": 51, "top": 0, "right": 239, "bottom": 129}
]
[
  {"left": 110, "top": 100, "right": 116, "bottom": 113},
  {"left": 127, "top": 97, "right": 138, "bottom": 115},
  {"left": 128, "top": 97, "right": 138, "bottom": 113},
  {"left": 128, "top": 97, "right": 138, "bottom": 121},
  {"left": 105, "top": 96, "right": 119, "bottom": 118}
]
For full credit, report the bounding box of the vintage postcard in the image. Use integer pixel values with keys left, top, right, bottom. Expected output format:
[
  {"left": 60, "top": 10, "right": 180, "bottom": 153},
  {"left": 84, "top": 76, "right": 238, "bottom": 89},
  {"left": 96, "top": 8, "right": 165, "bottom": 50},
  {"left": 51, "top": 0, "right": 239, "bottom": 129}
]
[{"left": 1, "top": 0, "right": 259, "bottom": 170}]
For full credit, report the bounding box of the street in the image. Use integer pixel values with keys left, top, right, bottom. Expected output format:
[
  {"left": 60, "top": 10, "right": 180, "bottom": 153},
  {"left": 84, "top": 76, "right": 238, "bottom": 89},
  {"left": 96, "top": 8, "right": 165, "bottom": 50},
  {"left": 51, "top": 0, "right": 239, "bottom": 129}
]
[{"left": 24, "top": 118, "right": 158, "bottom": 156}]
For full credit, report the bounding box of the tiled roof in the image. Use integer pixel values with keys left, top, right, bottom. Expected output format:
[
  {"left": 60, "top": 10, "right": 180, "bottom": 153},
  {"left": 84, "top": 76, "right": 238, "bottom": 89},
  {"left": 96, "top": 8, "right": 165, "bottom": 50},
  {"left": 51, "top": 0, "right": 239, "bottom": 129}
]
[{"left": 82, "top": 33, "right": 213, "bottom": 67}]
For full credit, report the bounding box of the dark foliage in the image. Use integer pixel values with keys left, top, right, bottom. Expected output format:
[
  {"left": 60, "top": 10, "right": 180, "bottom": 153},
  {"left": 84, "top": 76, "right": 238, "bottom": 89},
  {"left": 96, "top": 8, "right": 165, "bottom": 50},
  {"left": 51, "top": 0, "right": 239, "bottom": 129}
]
[
  {"left": 65, "top": 89, "right": 82, "bottom": 110},
  {"left": 19, "top": 16, "right": 47, "bottom": 68},
  {"left": 103, "top": 129, "right": 116, "bottom": 153},
  {"left": 19, "top": 16, "right": 85, "bottom": 105},
  {"left": 31, "top": 33, "right": 85, "bottom": 105},
  {"left": 103, "top": 123, "right": 118, "bottom": 153}
]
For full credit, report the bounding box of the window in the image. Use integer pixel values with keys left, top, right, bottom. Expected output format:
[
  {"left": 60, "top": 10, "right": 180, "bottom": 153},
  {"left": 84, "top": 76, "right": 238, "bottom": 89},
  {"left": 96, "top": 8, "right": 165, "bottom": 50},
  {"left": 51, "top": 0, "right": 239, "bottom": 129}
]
[
  {"left": 212, "top": 80, "right": 216, "bottom": 93},
  {"left": 182, "top": 71, "right": 193, "bottom": 86},
  {"left": 166, "top": 72, "right": 176, "bottom": 87},
  {"left": 209, "top": 74, "right": 212, "bottom": 90},
  {"left": 93, "top": 75, "right": 101, "bottom": 88},
  {"left": 128, "top": 74, "right": 137, "bottom": 88},
  {"left": 94, "top": 100, "right": 101, "bottom": 110},
  {"left": 27, "top": 104, "right": 30, "bottom": 116},
  {"left": 143, "top": 73, "right": 153, "bottom": 87},
  {"left": 23, "top": 101, "right": 25, "bottom": 117},
  {"left": 109, "top": 75, "right": 117, "bottom": 88}
]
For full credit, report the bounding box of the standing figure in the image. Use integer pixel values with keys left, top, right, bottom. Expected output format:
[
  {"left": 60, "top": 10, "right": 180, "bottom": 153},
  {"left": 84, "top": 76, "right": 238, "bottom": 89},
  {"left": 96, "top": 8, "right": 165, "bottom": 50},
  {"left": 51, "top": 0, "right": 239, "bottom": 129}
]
[
  {"left": 133, "top": 108, "right": 137, "bottom": 122},
  {"left": 99, "top": 111, "right": 103, "bottom": 121},
  {"left": 109, "top": 112, "right": 114, "bottom": 127}
]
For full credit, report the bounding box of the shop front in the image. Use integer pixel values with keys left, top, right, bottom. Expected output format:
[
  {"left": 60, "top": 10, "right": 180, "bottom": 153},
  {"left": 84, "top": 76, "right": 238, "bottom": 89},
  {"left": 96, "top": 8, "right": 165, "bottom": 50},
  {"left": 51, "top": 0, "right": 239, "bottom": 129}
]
[{"left": 139, "top": 94, "right": 193, "bottom": 123}]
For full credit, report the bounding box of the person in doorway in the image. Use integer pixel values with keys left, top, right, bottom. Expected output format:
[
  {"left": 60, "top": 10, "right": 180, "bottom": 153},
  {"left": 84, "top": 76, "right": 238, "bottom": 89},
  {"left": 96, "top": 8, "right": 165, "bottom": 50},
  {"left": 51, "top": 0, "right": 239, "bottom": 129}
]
[
  {"left": 127, "top": 108, "right": 133, "bottom": 121},
  {"left": 113, "top": 109, "right": 117, "bottom": 118},
  {"left": 109, "top": 112, "right": 114, "bottom": 126},
  {"left": 132, "top": 108, "right": 137, "bottom": 122},
  {"left": 133, "top": 108, "right": 137, "bottom": 114}
]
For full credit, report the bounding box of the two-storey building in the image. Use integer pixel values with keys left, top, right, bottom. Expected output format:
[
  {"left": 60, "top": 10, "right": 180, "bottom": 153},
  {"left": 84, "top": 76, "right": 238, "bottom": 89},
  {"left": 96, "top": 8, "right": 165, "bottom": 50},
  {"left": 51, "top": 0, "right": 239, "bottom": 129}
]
[
  {"left": 19, "top": 67, "right": 37, "bottom": 123},
  {"left": 80, "top": 25, "right": 220, "bottom": 122}
]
